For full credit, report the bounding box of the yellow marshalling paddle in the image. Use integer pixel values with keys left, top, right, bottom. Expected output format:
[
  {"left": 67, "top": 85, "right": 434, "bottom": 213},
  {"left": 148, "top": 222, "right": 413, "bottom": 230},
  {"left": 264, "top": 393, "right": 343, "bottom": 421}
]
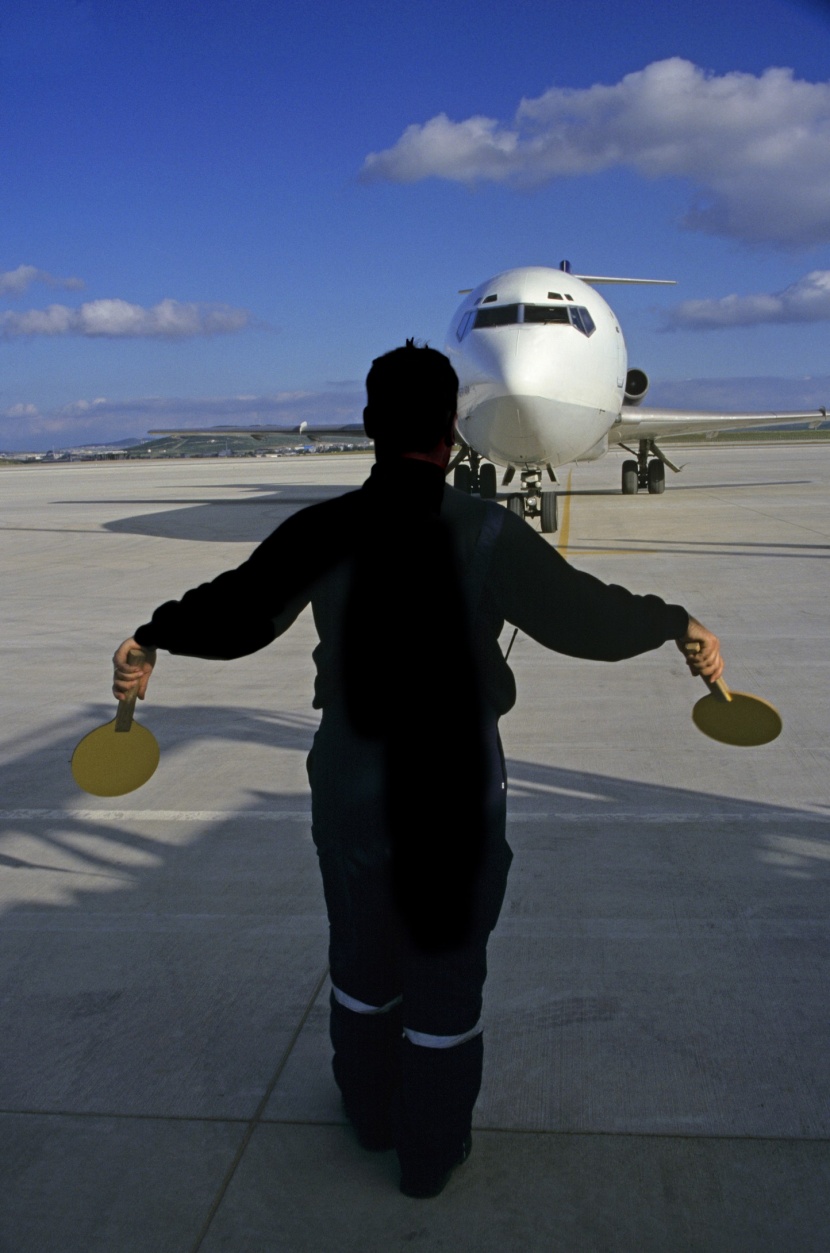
[
  {"left": 687, "top": 649, "right": 782, "bottom": 747},
  {"left": 72, "top": 649, "right": 160, "bottom": 796}
]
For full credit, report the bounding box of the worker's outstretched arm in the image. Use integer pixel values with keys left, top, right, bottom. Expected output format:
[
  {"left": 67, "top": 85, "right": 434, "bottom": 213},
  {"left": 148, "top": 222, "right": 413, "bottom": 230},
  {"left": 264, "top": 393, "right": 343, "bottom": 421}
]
[{"left": 490, "top": 510, "right": 724, "bottom": 680}]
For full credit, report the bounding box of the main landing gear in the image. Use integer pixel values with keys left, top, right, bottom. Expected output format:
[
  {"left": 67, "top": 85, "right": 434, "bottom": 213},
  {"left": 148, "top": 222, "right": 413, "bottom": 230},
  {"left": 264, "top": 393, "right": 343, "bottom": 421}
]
[
  {"left": 452, "top": 452, "right": 559, "bottom": 533},
  {"left": 621, "top": 439, "right": 672, "bottom": 495},
  {"left": 453, "top": 450, "right": 498, "bottom": 500}
]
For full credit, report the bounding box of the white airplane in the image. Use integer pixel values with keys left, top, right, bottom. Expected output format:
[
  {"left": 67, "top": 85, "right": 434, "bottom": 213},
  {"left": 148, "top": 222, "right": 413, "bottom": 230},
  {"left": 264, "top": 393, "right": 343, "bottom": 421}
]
[
  {"left": 149, "top": 261, "right": 826, "bottom": 533},
  {"left": 443, "top": 262, "right": 826, "bottom": 532}
]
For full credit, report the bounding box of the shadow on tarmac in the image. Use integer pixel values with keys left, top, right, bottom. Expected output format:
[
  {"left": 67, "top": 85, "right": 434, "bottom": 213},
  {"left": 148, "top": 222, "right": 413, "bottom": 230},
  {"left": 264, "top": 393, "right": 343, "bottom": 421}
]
[
  {"left": 559, "top": 480, "right": 811, "bottom": 498},
  {"left": 0, "top": 701, "right": 827, "bottom": 1112},
  {"left": 565, "top": 538, "right": 830, "bottom": 559},
  {"left": 2, "top": 697, "right": 828, "bottom": 924},
  {"left": 47, "top": 475, "right": 815, "bottom": 547},
  {"left": 50, "top": 484, "right": 353, "bottom": 544},
  {"left": 2, "top": 700, "right": 829, "bottom": 1246}
]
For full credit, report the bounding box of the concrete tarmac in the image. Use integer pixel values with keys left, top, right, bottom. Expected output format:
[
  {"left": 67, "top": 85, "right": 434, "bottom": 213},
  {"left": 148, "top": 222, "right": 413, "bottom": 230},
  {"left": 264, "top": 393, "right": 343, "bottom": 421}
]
[{"left": 1, "top": 445, "right": 828, "bottom": 1252}]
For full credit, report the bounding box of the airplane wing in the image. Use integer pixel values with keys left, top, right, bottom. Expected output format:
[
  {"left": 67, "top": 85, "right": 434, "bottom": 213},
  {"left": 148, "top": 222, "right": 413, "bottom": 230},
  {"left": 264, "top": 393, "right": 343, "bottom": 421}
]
[
  {"left": 147, "top": 423, "right": 372, "bottom": 441},
  {"left": 611, "top": 408, "right": 826, "bottom": 443}
]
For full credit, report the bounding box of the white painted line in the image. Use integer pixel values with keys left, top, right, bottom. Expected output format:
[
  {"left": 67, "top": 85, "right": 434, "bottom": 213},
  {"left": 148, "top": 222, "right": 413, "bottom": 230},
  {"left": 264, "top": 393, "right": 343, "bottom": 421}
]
[
  {"left": 0, "top": 809, "right": 312, "bottom": 822},
  {"left": 0, "top": 809, "right": 827, "bottom": 823},
  {"left": 507, "top": 810, "right": 830, "bottom": 823}
]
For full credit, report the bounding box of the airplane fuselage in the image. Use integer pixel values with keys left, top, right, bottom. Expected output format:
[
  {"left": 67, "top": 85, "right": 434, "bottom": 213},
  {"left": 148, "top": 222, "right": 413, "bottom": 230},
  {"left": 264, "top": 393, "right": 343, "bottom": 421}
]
[{"left": 445, "top": 266, "right": 625, "bottom": 469}]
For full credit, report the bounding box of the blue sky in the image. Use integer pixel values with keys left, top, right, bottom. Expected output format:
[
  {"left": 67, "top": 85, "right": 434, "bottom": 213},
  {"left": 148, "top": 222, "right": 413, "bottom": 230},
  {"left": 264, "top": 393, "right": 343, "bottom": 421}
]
[{"left": 2, "top": 0, "right": 830, "bottom": 449}]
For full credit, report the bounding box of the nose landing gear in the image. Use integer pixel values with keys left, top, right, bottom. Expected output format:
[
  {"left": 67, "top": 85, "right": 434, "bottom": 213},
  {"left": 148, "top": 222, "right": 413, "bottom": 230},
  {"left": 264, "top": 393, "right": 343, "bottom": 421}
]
[
  {"left": 451, "top": 453, "right": 559, "bottom": 532},
  {"left": 507, "top": 469, "right": 559, "bottom": 533}
]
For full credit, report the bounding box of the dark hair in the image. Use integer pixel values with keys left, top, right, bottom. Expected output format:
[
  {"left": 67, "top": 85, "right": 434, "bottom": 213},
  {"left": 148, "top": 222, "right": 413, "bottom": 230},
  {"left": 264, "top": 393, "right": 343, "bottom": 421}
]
[{"left": 364, "top": 339, "right": 458, "bottom": 453}]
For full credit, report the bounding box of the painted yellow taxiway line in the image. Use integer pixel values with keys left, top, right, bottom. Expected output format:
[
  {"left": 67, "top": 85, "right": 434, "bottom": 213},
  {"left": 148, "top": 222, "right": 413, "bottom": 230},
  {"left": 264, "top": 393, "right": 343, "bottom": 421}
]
[
  {"left": 554, "top": 473, "right": 659, "bottom": 558},
  {"left": 555, "top": 469, "right": 573, "bottom": 557}
]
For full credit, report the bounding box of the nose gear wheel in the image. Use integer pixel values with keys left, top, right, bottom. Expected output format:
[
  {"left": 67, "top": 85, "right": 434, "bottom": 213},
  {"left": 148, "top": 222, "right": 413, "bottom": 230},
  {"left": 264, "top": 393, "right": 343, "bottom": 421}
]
[{"left": 507, "top": 469, "right": 558, "bottom": 533}]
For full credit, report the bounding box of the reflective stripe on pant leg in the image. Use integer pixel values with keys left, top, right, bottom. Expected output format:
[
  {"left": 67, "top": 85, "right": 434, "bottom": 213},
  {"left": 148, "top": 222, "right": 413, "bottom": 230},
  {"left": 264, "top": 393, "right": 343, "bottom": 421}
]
[
  {"left": 403, "top": 1021, "right": 482, "bottom": 1049},
  {"left": 331, "top": 983, "right": 402, "bottom": 1015}
]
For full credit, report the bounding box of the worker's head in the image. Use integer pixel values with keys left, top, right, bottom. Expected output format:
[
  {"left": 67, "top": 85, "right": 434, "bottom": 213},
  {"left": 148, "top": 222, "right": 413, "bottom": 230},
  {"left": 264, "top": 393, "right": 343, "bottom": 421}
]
[{"left": 363, "top": 340, "right": 458, "bottom": 462}]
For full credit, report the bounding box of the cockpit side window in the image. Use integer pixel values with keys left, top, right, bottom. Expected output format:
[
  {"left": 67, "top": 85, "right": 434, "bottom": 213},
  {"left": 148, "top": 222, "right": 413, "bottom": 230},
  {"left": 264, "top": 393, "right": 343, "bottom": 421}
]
[
  {"left": 473, "top": 303, "right": 521, "bottom": 328},
  {"left": 456, "top": 310, "right": 473, "bottom": 341},
  {"left": 569, "top": 306, "right": 596, "bottom": 337}
]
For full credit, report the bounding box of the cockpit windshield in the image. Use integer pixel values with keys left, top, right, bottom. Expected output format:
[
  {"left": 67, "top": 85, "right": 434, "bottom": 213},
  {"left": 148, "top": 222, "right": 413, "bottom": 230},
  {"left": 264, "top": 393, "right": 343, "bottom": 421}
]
[
  {"left": 472, "top": 303, "right": 521, "bottom": 329},
  {"left": 522, "top": 305, "right": 571, "bottom": 325},
  {"left": 467, "top": 302, "right": 596, "bottom": 337}
]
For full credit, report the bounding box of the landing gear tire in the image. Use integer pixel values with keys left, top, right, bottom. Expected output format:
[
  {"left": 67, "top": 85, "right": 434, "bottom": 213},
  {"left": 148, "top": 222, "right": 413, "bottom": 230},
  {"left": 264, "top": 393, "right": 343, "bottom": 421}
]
[
  {"left": 454, "top": 464, "right": 472, "bottom": 494},
  {"left": 647, "top": 459, "right": 665, "bottom": 494},
  {"left": 621, "top": 460, "right": 639, "bottom": 495},
  {"left": 479, "top": 462, "right": 497, "bottom": 499},
  {"left": 541, "top": 491, "right": 558, "bottom": 534},
  {"left": 507, "top": 494, "right": 524, "bottom": 519}
]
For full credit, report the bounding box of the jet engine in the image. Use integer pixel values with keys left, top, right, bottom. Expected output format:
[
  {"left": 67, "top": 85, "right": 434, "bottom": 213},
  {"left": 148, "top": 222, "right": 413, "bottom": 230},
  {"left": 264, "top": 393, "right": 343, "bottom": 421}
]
[{"left": 623, "top": 368, "right": 649, "bottom": 407}]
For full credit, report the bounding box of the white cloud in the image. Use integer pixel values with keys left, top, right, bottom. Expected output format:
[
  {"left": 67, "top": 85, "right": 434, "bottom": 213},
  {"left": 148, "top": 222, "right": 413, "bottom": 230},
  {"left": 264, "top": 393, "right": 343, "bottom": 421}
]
[
  {"left": 4, "top": 402, "right": 41, "bottom": 419},
  {"left": 0, "top": 265, "right": 84, "bottom": 296},
  {"left": 0, "top": 298, "right": 252, "bottom": 338},
  {"left": 361, "top": 58, "right": 830, "bottom": 246},
  {"left": 664, "top": 270, "right": 830, "bottom": 330}
]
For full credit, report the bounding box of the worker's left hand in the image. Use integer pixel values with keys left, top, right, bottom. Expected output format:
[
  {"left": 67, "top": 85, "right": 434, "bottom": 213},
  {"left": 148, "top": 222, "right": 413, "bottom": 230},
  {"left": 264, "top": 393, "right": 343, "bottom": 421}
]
[
  {"left": 676, "top": 617, "right": 723, "bottom": 683},
  {"left": 112, "top": 638, "right": 157, "bottom": 701}
]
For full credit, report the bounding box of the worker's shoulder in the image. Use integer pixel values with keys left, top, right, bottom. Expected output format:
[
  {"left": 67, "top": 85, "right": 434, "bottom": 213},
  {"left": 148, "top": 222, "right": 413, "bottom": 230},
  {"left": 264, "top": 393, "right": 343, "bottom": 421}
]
[
  {"left": 279, "top": 484, "right": 363, "bottom": 529},
  {"left": 442, "top": 483, "right": 495, "bottom": 526},
  {"left": 253, "top": 486, "right": 362, "bottom": 552},
  {"left": 442, "top": 485, "right": 539, "bottom": 549}
]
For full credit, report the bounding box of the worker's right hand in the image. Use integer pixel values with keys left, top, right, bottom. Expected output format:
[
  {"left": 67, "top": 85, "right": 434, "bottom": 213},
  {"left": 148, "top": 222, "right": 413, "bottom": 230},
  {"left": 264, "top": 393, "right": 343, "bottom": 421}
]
[
  {"left": 676, "top": 617, "right": 723, "bottom": 683},
  {"left": 112, "top": 638, "right": 157, "bottom": 701}
]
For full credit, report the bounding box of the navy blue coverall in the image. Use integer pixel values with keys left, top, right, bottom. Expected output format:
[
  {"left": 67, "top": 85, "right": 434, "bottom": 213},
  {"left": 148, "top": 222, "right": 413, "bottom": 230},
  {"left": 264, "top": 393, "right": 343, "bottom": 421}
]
[{"left": 134, "top": 458, "right": 689, "bottom": 1178}]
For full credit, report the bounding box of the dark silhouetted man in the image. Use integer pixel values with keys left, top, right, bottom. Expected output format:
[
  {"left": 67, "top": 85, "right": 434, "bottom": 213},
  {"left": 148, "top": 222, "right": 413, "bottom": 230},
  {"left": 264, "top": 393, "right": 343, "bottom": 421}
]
[{"left": 113, "top": 341, "right": 722, "bottom": 1197}]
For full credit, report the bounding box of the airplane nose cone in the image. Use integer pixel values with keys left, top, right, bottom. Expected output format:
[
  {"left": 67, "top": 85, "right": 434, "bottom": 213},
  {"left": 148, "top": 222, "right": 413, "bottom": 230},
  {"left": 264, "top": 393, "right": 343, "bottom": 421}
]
[
  {"left": 460, "top": 333, "right": 611, "bottom": 465},
  {"left": 495, "top": 352, "right": 552, "bottom": 400},
  {"left": 465, "top": 391, "right": 608, "bottom": 466},
  {"left": 473, "top": 329, "right": 576, "bottom": 406},
  {"left": 467, "top": 393, "right": 561, "bottom": 463},
  {"left": 453, "top": 320, "right": 617, "bottom": 468}
]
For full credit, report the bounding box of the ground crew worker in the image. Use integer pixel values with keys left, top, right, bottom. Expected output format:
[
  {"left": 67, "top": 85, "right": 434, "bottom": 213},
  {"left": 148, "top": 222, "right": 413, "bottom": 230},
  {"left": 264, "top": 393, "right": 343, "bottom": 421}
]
[{"left": 113, "top": 342, "right": 722, "bottom": 1198}]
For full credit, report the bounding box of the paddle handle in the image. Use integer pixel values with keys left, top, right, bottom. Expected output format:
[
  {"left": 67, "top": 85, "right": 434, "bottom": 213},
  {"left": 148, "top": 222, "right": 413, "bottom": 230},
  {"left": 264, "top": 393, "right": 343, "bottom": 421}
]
[
  {"left": 702, "top": 675, "right": 732, "bottom": 703},
  {"left": 684, "top": 644, "right": 732, "bottom": 703},
  {"left": 114, "top": 648, "right": 149, "bottom": 732}
]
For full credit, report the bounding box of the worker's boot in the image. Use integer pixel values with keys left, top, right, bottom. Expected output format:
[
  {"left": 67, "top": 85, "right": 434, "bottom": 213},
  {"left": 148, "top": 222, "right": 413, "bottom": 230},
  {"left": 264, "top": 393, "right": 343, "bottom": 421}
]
[
  {"left": 329, "top": 991, "right": 402, "bottom": 1150},
  {"left": 397, "top": 1031, "right": 482, "bottom": 1197}
]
